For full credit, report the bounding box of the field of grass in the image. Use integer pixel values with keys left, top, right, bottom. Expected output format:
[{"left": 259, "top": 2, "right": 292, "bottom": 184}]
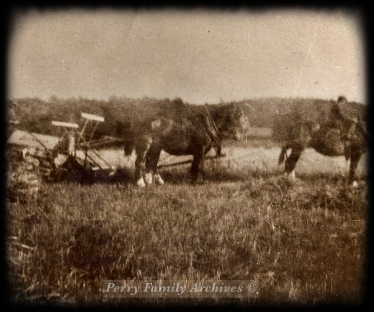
[{"left": 6, "top": 139, "right": 367, "bottom": 307}]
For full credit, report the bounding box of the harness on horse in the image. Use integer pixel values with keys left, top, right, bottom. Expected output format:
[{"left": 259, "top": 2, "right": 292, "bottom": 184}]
[{"left": 203, "top": 105, "right": 223, "bottom": 157}]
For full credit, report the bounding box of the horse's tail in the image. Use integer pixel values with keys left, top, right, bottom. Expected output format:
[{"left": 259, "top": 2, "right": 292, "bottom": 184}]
[{"left": 278, "top": 145, "right": 288, "bottom": 165}]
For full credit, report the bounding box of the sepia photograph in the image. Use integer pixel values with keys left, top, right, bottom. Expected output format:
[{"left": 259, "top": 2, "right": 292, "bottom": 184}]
[{"left": 6, "top": 5, "right": 367, "bottom": 306}]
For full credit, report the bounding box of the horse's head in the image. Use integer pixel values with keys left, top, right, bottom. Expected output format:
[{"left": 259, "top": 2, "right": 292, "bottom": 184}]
[{"left": 212, "top": 103, "right": 249, "bottom": 141}]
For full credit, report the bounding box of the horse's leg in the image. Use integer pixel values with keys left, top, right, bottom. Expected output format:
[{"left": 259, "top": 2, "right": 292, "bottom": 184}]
[
  {"left": 278, "top": 144, "right": 290, "bottom": 165},
  {"left": 134, "top": 137, "right": 152, "bottom": 187},
  {"left": 284, "top": 144, "right": 304, "bottom": 180},
  {"left": 198, "top": 151, "right": 206, "bottom": 183},
  {"left": 190, "top": 148, "right": 205, "bottom": 184},
  {"left": 152, "top": 148, "right": 164, "bottom": 185},
  {"left": 144, "top": 148, "right": 154, "bottom": 185},
  {"left": 348, "top": 146, "right": 362, "bottom": 187},
  {"left": 134, "top": 156, "right": 146, "bottom": 187},
  {"left": 145, "top": 144, "right": 164, "bottom": 185}
]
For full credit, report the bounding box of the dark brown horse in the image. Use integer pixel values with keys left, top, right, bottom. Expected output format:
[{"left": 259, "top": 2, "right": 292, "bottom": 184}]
[
  {"left": 124, "top": 103, "right": 249, "bottom": 187},
  {"left": 276, "top": 97, "right": 367, "bottom": 186}
]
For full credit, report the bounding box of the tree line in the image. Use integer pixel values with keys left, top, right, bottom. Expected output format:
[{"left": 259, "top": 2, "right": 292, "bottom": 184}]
[{"left": 9, "top": 95, "right": 365, "bottom": 140}]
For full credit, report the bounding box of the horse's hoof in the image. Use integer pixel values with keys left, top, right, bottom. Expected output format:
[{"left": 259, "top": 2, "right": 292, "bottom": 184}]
[
  {"left": 284, "top": 170, "right": 296, "bottom": 181},
  {"left": 145, "top": 172, "right": 153, "bottom": 185},
  {"left": 154, "top": 173, "right": 164, "bottom": 185},
  {"left": 136, "top": 178, "right": 146, "bottom": 187}
]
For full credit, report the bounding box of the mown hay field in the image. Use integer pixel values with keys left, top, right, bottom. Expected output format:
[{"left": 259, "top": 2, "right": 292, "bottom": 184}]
[{"left": 7, "top": 138, "right": 367, "bottom": 307}]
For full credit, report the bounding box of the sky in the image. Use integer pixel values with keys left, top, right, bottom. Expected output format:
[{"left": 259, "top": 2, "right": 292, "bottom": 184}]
[{"left": 7, "top": 7, "right": 366, "bottom": 105}]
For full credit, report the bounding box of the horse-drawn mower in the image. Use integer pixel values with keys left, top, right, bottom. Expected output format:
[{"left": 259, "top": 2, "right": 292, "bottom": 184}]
[
  {"left": 8, "top": 105, "right": 234, "bottom": 189},
  {"left": 8, "top": 112, "right": 123, "bottom": 185}
]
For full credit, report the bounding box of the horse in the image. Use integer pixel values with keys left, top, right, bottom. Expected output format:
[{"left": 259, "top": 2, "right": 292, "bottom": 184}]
[
  {"left": 123, "top": 103, "right": 249, "bottom": 187},
  {"left": 276, "top": 97, "right": 367, "bottom": 186}
]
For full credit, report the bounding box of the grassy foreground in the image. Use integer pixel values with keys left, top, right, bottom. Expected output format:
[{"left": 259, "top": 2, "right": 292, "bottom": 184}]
[{"left": 6, "top": 145, "right": 367, "bottom": 306}]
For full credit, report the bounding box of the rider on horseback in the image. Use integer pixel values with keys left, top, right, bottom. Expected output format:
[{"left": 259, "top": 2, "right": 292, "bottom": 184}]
[{"left": 327, "top": 96, "right": 357, "bottom": 160}]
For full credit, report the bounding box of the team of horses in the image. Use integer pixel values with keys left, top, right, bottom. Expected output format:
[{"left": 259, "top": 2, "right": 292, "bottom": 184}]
[{"left": 123, "top": 97, "right": 367, "bottom": 187}]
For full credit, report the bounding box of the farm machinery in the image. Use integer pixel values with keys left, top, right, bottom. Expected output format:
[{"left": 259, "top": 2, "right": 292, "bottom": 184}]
[
  {"left": 7, "top": 112, "right": 123, "bottom": 185},
  {"left": 7, "top": 107, "right": 226, "bottom": 190}
]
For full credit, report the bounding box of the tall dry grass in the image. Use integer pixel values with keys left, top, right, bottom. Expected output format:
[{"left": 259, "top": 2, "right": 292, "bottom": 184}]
[{"left": 7, "top": 141, "right": 367, "bottom": 306}]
